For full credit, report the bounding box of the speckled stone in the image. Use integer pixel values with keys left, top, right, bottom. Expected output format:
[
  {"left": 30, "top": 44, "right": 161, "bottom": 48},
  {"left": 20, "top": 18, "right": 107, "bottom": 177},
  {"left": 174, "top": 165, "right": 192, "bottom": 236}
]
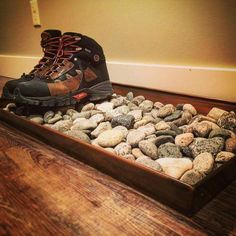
[
  {"left": 193, "top": 152, "right": 214, "bottom": 174},
  {"left": 28, "top": 115, "right": 44, "bottom": 124},
  {"left": 171, "top": 117, "right": 189, "bottom": 127},
  {"left": 193, "top": 122, "right": 211, "bottom": 138},
  {"left": 156, "top": 130, "right": 177, "bottom": 137},
  {"left": 90, "top": 122, "right": 112, "bottom": 138},
  {"left": 153, "top": 102, "right": 164, "bottom": 109},
  {"left": 132, "top": 148, "right": 144, "bottom": 159},
  {"left": 133, "top": 119, "right": 148, "bottom": 129},
  {"left": 48, "top": 114, "right": 62, "bottom": 124},
  {"left": 225, "top": 138, "right": 236, "bottom": 153},
  {"left": 104, "top": 148, "right": 116, "bottom": 154},
  {"left": 114, "top": 142, "right": 132, "bottom": 156},
  {"left": 156, "top": 104, "right": 175, "bottom": 118},
  {"left": 139, "top": 140, "right": 158, "bottom": 159},
  {"left": 89, "top": 114, "right": 105, "bottom": 124},
  {"left": 110, "top": 96, "right": 125, "bottom": 108},
  {"left": 72, "top": 111, "right": 91, "bottom": 120},
  {"left": 127, "top": 130, "right": 146, "bottom": 147},
  {"left": 215, "top": 151, "right": 235, "bottom": 162},
  {"left": 156, "top": 158, "right": 193, "bottom": 179},
  {"left": 217, "top": 112, "right": 236, "bottom": 132},
  {"left": 135, "top": 156, "right": 163, "bottom": 172},
  {"left": 71, "top": 119, "right": 97, "bottom": 130},
  {"left": 189, "top": 137, "right": 225, "bottom": 157},
  {"left": 113, "top": 126, "right": 129, "bottom": 138},
  {"left": 97, "top": 129, "right": 124, "bottom": 147},
  {"left": 43, "top": 111, "right": 54, "bottom": 123},
  {"left": 81, "top": 103, "right": 95, "bottom": 111},
  {"left": 139, "top": 100, "right": 154, "bottom": 112},
  {"left": 175, "top": 133, "right": 194, "bottom": 147},
  {"left": 64, "top": 130, "right": 91, "bottom": 143},
  {"left": 126, "top": 92, "right": 134, "bottom": 101},
  {"left": 164, "top": 110, "right": 182, "bottom": 122},
  {"left": 132, "top": 95, "right": 145, "bottom": 106},
  {"left": 158, "top": 143, "right": 183, "bottom": 158},
  {"left": 208, "top": 128, "right": 231, "bottom": 139},
  {"left": 111, "top": 114, "right": 135, "bottom": 129},
  {"left": 51, "top": 120, "right": 72, "bottom": 132},
  {"left": 137, "top": 123, "right": 156, "bottom": 136},
  {"left": 155, "top": 135, "right": 174, "bottom": 147},
  {"left": 183, "top": 104, "right": 197, "bottom": 116},
  {"left": 207, "top": 107, "right": 228, "bottom": 120},
  {"left": 123, "top": 154, "right": 136, "bottom": 161},
  {"left": 66, "top": 109, "right": 78, "bottom": 117},
  {"left": 96, "top": 102, "right": 114, "bottom": 112},
  {"left": 155, "top": 121, "right": 171, "bottom": 131},
  {"left": 180, "top": 169, "right": 204, "bottom": 185},
  {"left": 127, "top": 110, "right": 143, "bottom": 122}
]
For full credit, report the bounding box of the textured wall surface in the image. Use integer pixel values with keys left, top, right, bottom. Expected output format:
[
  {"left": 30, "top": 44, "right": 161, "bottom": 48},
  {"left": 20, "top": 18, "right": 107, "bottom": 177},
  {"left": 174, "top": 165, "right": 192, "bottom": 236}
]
[{"left": 0, "top": 0, "right": 235, "bottom": 68}]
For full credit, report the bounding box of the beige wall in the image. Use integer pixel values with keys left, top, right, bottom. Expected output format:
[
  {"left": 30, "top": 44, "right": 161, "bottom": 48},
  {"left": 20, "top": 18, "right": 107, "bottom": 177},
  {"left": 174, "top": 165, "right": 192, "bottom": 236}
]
[{"left": 0, "top": 0, "right": 236, "bottom": 68}]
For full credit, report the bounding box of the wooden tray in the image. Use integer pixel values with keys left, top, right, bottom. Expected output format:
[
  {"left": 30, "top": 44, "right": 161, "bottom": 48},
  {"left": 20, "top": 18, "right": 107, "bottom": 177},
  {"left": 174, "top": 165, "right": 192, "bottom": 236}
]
[{"left": 1, "top": 83, "right": 236, "bottom": 215}]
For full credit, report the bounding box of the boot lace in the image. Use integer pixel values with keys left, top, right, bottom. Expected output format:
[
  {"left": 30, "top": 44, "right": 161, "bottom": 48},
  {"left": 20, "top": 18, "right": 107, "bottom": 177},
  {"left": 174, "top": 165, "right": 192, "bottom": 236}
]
[
  {"left": 45, "top": 35, "right": 81, "bottom": 78},
  {"left": 30, "top": 36, "right": 61, "bottom": 75}
]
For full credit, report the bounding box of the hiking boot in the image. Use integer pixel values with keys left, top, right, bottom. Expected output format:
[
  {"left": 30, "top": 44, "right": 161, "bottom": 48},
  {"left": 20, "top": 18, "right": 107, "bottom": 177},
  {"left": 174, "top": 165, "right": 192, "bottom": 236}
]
[
  {"left": 14, "top": 32, "right": 113, "bottom": 107},
  {"left": 2, "top": 29, "right": 61, "bottom": 99}
]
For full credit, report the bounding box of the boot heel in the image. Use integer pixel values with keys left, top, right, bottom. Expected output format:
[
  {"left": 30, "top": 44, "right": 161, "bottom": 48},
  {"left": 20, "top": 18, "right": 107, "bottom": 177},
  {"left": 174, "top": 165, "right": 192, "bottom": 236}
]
[{"left": 86, "top": 81, "right": 113, "bottom": 101}]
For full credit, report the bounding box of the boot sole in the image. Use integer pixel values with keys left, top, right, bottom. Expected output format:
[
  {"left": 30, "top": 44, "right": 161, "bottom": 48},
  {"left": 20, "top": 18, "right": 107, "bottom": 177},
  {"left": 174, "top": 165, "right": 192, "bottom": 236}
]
[{"left": 13, "top": 81, "right": 113, "bottom": 107}]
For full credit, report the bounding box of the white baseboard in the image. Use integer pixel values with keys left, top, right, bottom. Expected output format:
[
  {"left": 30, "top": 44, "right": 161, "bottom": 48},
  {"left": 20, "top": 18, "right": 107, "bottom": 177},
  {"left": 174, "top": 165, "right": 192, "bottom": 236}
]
[{"left": 0, "top": 55, "right": 235, "bottom": 102}]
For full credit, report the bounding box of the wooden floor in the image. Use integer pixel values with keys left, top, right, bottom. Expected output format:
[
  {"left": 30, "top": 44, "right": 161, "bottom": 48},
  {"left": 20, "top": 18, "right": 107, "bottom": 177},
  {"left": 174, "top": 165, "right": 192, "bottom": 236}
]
[{"left": 0, "top": 77, "right": 236, "bottom": 236}]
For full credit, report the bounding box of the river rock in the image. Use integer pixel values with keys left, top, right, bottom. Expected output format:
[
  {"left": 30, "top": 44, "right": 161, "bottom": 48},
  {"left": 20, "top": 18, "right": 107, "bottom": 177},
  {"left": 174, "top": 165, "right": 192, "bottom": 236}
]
[
  {"left": 48, "top": 113, "right": 62, "bottom": 124},
  {"left": 113, "top": 126, "right": 129, "bottom": 138},
  {"left": 81, "top": 103, "right": 95, "bottom": 111},
  {"left": 132, "top": 95, "right": 145, "bottom": 106},
  {"left": 180, "top": 146, "right": 193, "bottom": 157},
  {"left": 175, "top": 133, "right": 194, "bottom": 147},
  {"left": 215, "top": 151, "right": 235, "bottom": 162},
  {"left": 127, "top": 130, "right": 146, "bottom": 147},
  {"left": 183, "top": 104, "right": 197, "bottom": 116},
  {"left": 64, "top": 130, "right": 91, "bottom": 143},
  {"left": 135, "top": 156, "right": 163, "bottom": 172},
  {"left": 111, "top": 114, "right": 135, "bottom": 129},
  {"left": 153, "top": 101, "right": 164, "bottom": 109},
  {"left": 126, "top": 92, "right": 134, "bottom": 101},
  {"left": 208, "top": 128, "right": 231, "bottom": 139},
  {"left": 181, "top": 110, "right": 193, "bottom": 122},
  {"left": 156, "top": 130, "right": 177, "bottom": 137},
  {"left": 189, "top": 137, "right": 224, "bottom": 157},
  {"left": 164, "top": 110, "right": 182, "bottom": 122},
  {"left": 156, "top": 158, "right": 193, "bottom": 179},
  {"left": 157, "top": 104, "right": 175, "bottom": 118},
  {"left": 114, "top": 142, "right": 132, "bottom": 156},
  {"left": 72, "top": 111, "right": 91, "bottom": 120},
  {"left": 207, "top": 107, "right": 228, "bottom": 120},
  {"left": 104, "top": 148, "right": 116, "bottom": 154},
  {"left": 110, "top": 96, "right": 125, "bottom": 108},
  {"left": 138, "top": 140, "right": 158, "bottom": 159},
  {"left": 198, "top": 121, "right": 220, "bottom": 130},
  {"left": 89, "top": 113, "right": 104, "bottom": 123},
  {"left": 193, "top": 122, "right": 211, "bottom": 138},
  {"left": 127, "top": 110, "right": 143, "bottom": 122},
  {"left": 96, "top": 102, "right": 114, "bottom": 112},
  {"left": 169, "top": 123, "right": 183, "bottom": 135},
  {"left": 176, "top": 104, "right": 184, "bottom": 110},
  {"left": 66, "top": 109, "right": 78, "bottom": 117},
  {"left": 51, "top": 120, "right": 72, "bottom": 132},
  {"left": 134, "top": 119, "right": 148, "bottom": 129},
  {"left": 180, "top": 169, "right": 204, "bottom": 185},
  {"left": 127, "top": 102, "right": 139, "bottom": 111},
  {"left": 217, "top": 112, "right": 236, "bottom": 132},
  {"left": 29, "top": 115, "right": 44, "bottom": 124},
  {"left": 172, "top": 117, "right": 189, "bottom": 127},
  {"left": 63, "top": 115, "right": 71, "bottom": 120},
  {"left": 71, "top": 119, "right": 97, "bottom": 130},
  {"left": 158, "top": 143, "right": 183, "bottom": 158},
  {"left": 43, "top": 111, "right": 54, "bottom": 123},
  {"left": 225, "top": 138, "right": 236, "bottom": 153},
  {"left": 155, "top": 135, "right": 174, "bottom": 147},
  {"left": 137, "top": 123, "right": 156, "bottom": 136},
  {"left": 193, "top": 152, "right": 214, "bottom": 174},
  {"left": 155, "top": 121, "right": 171, "bottom": 131},
  {"left": 97, "top": 129, "right": 124, "bottom": 147},
  {"left": 90, "top": 122, "right": 112, "bottom": 138},
  {"left": 139, "top": 100, "right": 153, "bottom": 112},
  {"left": 132, "top": 148, "right": 144, "bottom": 158},
  {"left": 123, "top": 154, "right": 136, "bottom": 161}
]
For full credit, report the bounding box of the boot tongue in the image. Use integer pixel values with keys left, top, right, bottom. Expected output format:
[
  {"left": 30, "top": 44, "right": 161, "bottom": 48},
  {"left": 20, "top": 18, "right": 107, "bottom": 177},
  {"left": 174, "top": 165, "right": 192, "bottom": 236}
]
[{"left": 41, "top": 29, "right": 61, "bottom": 40}]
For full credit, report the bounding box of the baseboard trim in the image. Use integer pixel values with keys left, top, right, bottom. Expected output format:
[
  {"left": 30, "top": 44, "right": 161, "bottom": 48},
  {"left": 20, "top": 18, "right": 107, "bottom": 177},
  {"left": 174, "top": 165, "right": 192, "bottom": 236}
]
[{"left": 0, "top": 55, "right": 235, "bottom": 102}]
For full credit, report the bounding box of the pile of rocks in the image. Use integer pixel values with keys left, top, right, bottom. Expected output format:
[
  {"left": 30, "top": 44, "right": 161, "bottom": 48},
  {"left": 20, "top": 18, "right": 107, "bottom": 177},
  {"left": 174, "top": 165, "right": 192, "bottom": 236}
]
[{"left": 4, "top": 92, "right": 236, "bottom": 185}]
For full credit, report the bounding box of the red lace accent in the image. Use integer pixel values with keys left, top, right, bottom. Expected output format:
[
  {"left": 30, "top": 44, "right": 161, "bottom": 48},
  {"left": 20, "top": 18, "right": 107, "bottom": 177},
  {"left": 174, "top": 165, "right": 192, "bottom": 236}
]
[
  {"left": 30, "top": 36, "right": 61, "bottom": 74},
  {"left": 45, "top": 35, "right": 81, "bottom": 77}
]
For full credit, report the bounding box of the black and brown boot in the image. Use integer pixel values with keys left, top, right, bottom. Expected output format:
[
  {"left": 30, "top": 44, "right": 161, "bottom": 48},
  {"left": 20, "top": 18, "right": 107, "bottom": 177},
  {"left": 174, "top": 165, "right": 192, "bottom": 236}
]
[
  {"left": 2, "top": 29, "right": 61, "bottom": 99},
  {"left": 14, "top": 32, "right": 113, "bottom": 107}
]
